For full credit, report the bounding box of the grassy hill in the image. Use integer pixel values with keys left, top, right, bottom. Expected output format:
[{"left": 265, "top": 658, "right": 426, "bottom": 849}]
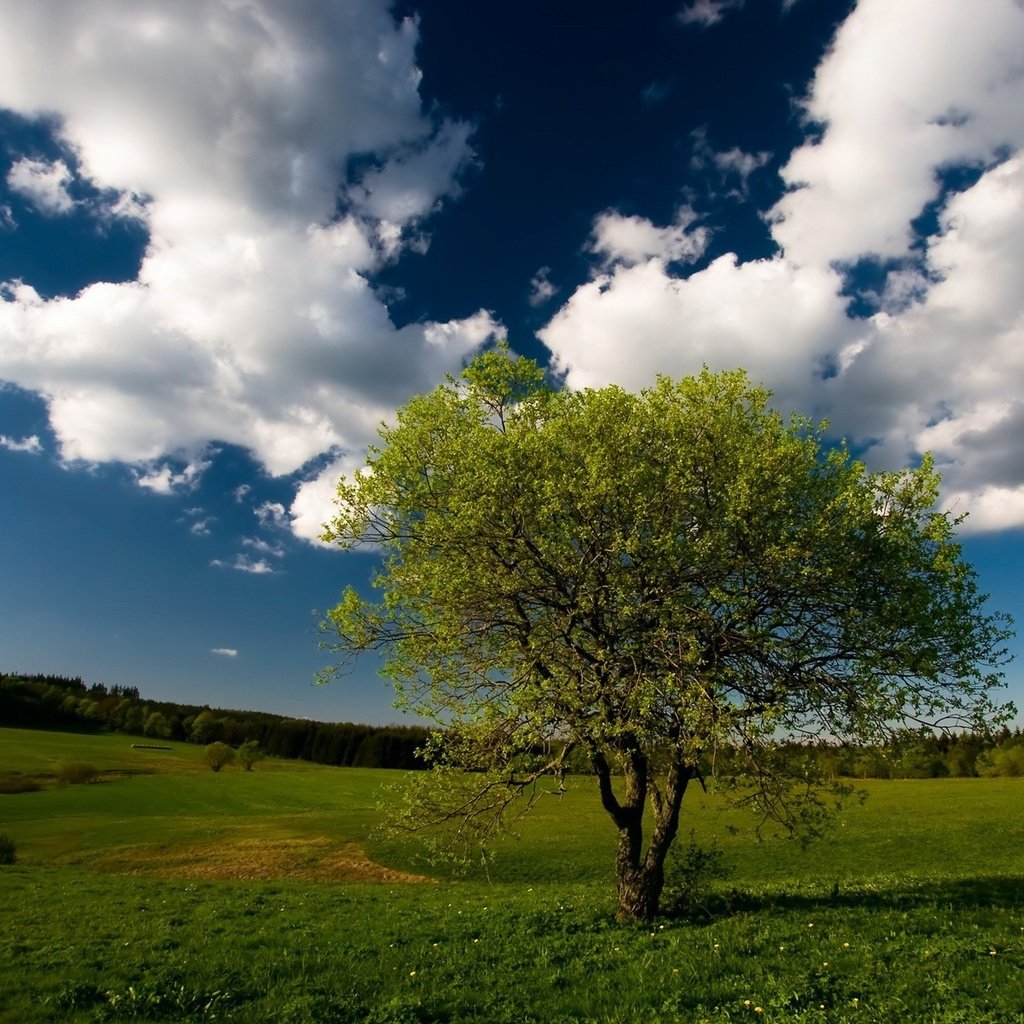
[{"left": 1, "top": 726, "right": 1023, "bottom": 1022}]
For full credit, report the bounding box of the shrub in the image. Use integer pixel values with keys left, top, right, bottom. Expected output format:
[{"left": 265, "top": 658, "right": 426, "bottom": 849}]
[
  {"left": 237, "top": 739, "right": 263, "bottom": 771},
  {"left": 660, "top": 833, "right": 733, "bottom": 916},
  {"left": 204, "top": 741, "right": 236, "bottom": 772},
  {"left": 0, "top": 775, "right": 41, "bottom": 794},
  {"left": 0, "top": 833, "right": 16, "bottom": 864},
  {"left": 54, "top": 761, "right": 98, "bottom": 786},
  {"left": 977, "top": 745, "right": 1024, "bottom": 777}
]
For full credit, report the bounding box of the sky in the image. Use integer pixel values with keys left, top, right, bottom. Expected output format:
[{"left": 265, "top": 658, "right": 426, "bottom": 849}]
[{"left": 1, "top": 0, "right": 1022, "bottom": 726}]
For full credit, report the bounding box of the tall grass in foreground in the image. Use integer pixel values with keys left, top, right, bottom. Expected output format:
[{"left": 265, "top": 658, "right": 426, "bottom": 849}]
[{"left": 0, "top": 727, "right": 1022, "bottom": 1022}]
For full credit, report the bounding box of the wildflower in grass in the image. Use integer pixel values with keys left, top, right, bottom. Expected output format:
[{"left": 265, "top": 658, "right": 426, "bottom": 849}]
[
  {"left": 754, "top": 1008, "right": 764, "bottom": 1014},
  {"left": 409, "top": 971, "right": 416, "bottom": 977},
  {"left": 743, "top": 1000, "right": 752, "bottom": 1008},
  {"left": 843, "top": 942, "right": 850, "bottom": 948}
]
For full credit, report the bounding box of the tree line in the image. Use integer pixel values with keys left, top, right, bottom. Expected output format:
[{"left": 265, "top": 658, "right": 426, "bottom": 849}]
[
  {"left": 4, "top": 671, "right": 1021, "bottom": 779},
  {"left": 0, "top": 672, "right": 430, "bottom": 770}
]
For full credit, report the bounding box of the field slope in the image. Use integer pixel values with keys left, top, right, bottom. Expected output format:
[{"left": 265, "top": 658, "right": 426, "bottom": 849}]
[{"left": 1, "top": 727, "right": 1022, "bottom": 1023}]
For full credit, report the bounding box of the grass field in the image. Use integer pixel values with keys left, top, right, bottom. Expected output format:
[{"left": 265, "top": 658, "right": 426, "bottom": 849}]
[{"left": 1, "top": 727, "right": 1022, "bottom": 1023}]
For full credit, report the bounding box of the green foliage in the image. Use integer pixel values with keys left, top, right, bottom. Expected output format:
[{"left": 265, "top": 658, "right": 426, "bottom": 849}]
[
  {"left": 237, "top": 738, "right": 263, "bottom": 771},
  {"left": 977, "top": 742, "right": 1024, "bottom": 777},
  {"left": 0, "top": 833, "right": 16, "bottom": 864},
  {"left": 203, "top": 741, "right": 235, "bottom": 772},
  {"left": 54, "top": 760, "right": 98, "bottom": 786},
  {"left": 321, "top": 350, "right": 1014, "bottom": 918},
  {"left": 660, "top": 833, "right": 733, "bottom": 916},
  {"left": 1, "top": 671, "right": 431, "bottom": 770}
]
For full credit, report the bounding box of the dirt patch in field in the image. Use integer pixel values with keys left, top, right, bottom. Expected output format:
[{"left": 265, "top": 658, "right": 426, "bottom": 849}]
[{"left": 95, "top": 836, "right": 431, "bottom": 884}]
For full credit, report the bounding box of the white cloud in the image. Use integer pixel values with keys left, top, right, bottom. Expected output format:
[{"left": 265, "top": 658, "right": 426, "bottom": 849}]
[
  {"left": 712, "top": 147, "right": 771, "bottom": 185},
  {"left": 770, "top": 0, "right": 1024, "bottom": 270},
  {"left": 211, "top": 554, "right": 276, "bottom": 575},
  {"left": 211, "top": 647, "right": 238, "bottom": 657},
  {"left": 589, "top": 207, "right": 709, "bottom": 268},
  {"left": 543, "top": 254, "right": 853, "bottom": 402},
  {"left": 6, "top": 157, "right": 75, "bottom": 215},
  {"left": 134, "top": 459, "right": 208, "bottom": 495},
  {"left": 290, "top": 453, "right": 368, "bottom": 545},
  {"left": 543, "top": 0, "right": 1024, "bottom": 532},
  {"left": 0, "top": 0, "right": 499, "bottom": 508},
  {"left": 241, "top": 536, "right": 285, "bottom": 558},
  {"left": 677, "top": 0, "right": 744, "bottom": 28},
  {"left": 189, "top": 518, "right": 213, "bottom": 537},
  {"left": 691, "top": 130, "right": 773, "bottom": 196},
  {"left": 0, "top": 433, "right": 42, "bottom": 453},
  {"left": 254, "top": 501, "right": 288, "bottom": 530},
  {"left": 528, "top": 267, "right": 558, "bottom": 308}
]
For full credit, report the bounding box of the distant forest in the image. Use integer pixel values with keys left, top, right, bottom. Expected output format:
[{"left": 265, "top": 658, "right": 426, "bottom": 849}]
[
  {"left": 0, "top": 672, "right": 430, "bottom": 770},
  {"left": 3, "top": 671, "right": 1023, "bottom": 778}
]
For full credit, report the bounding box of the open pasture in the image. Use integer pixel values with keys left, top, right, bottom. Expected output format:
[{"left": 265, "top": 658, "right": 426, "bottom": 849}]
[{"left": 1, "top": 727, "right": 1022, "bottom": 1023}]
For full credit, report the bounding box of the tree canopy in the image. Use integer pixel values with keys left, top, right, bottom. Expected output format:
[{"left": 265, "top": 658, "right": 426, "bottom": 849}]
[{"left": 320, "top": 350, "right": 1013, "bottom": 920}]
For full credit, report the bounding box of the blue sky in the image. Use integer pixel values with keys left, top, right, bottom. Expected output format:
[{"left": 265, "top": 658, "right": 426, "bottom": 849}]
[{"left": 1, "top": 0, "right": 1022, "bottom": 725}]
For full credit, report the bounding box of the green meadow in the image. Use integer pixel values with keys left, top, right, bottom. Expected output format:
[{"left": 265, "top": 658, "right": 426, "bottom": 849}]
[{"left": 1, "top": 727, "right": 1022, "bottom": 1023}]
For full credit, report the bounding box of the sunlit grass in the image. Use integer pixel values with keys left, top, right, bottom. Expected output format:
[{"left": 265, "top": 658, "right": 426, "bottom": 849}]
[{"left": 1, "top": 726, "right": 1023, "bottom": 1022}]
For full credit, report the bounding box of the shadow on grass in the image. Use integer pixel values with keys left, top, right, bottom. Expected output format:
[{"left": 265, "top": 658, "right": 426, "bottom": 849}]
[{"left": 669, "top": 874, "right": 1024, "bottom": 922}]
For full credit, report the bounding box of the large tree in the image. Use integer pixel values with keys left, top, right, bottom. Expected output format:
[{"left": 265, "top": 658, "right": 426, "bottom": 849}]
[{"left": 320, "top": 350, "right": 1012, "bottom": 921}]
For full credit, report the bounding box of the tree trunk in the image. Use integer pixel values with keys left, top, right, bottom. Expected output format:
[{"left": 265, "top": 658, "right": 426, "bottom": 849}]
[
  {"left": 616, "top": 860, "right": 666, "bottom": 922},
  {"left": 608, "top": 755, "right": 691, "bottom": 922}
]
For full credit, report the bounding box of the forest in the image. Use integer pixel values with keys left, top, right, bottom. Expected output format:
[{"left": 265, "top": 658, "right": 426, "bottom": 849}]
[
  {"left": 3, "top": 670, "right": 1022, "bottom": 778},
  {"left": 0, "top": 672, "right": 429, "bottom": 770}
]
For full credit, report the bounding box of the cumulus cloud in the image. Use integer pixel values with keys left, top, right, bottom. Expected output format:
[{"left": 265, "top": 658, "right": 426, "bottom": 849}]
[
  {"left": 0, "top": 1, "right": 499, "bottom": 504},
  {"left": 589, "top": 207, "right": 709, "bottom": 268},
  {"left": 134, "top": 460, "right": 208, "bottom": 495},
  {"left": 542, "top": 0, "right": 1024, "bottom": 532},
  {"left": 6, "top": 157, "right": 75, "bottom": 215},
  {"left": 0, "top": 432, "right": 42, "bottom": 453},
  {"left": 211, "top": 647, "right": 238, "bottom": 657},
  {"left": 254, "top": 501, "right": 288, "bottom": 530}
]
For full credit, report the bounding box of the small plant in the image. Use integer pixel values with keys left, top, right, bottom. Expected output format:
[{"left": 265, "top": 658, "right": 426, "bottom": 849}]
[
  {"left": 55, "top": 761, "right": 98, "bottom": 786},
  {"left": 660, "top": 833, "right": 733, "bottom": 916},
  {"left": 0, "top": 833, "right": 17, "bottom": 864},
  {"left": 204, "top": 742, "right": 236, "bottom": 772}
]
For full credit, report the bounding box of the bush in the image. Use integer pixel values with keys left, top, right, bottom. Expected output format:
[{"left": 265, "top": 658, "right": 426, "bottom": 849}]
[
  {"left": 661, "top": 834, "right": 733, "bottom": 916},
  {"left": 237, "top": 739, "right": 263, "bottom": 771},
  {"left": 977, "top": 745, "right": 1024, "bottom": 777},
  {"left": 0, "top": 775, "right": 41, "bottom": 794},
  {"left": 0, "top": 833, "right": 16, "bottom": 864},
  {"left": 204, "top": 741, "right": 236, "bottom": 772},
  {"left": 54, "top": 762, "right": 98, "bottom": 786}
]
